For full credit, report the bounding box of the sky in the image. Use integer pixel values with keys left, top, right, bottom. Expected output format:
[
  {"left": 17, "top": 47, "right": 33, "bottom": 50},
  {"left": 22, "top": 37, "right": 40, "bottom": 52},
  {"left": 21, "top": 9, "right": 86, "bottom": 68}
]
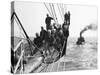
[{"left": 13, "top": 1, "right": 98, "bottom": 38}]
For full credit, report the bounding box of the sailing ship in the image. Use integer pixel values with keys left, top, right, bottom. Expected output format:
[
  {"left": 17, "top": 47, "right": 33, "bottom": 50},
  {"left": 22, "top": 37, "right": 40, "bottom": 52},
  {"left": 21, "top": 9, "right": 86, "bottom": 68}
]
[{"left": 11, "top": 2, "right": 70, "bottom": 74}]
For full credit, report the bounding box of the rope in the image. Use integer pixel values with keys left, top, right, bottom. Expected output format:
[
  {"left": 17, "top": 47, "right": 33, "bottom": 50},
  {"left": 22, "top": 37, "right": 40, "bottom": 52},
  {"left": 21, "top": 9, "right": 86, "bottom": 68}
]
[
  {"left": 44, "top": 3, "right": 52, "bottom": 17},
  {"left": 14, "top": 15, "right": 26, "bottom": 39},
  {"left": 14, "top": 50, "right": 24, "bottom": 73},
  {"left": 62, "top": 4, "right": 65, "bottom": 15},
  {"left": 57, "top": 4, "right": 63, "bottom": 21},
  {"left": 49, "top": 3, "right": 55, "bottom": 21},
  {"left": 59, "top": 40, "right": 66, "bottom": 58},
  {"left": 64, "top": 4, "right": 67, "bottom": 13},
  {"left": 12, "top": 12, "right": 44, "bottom": 55},
  {"left": 44, "top": 3, "right": 57, "bottom": 24},
  {"left": 52, "top": 3, "right": 58, "bottom": 24},
  {"left": 48, "top": 3, "right": 58, "bottom": 24},
  {"left": 59, "top": 4, "right": 65, "bottom": 22},
  {"left": 60, "top": 4, "right": 64, "bottom": 16}
]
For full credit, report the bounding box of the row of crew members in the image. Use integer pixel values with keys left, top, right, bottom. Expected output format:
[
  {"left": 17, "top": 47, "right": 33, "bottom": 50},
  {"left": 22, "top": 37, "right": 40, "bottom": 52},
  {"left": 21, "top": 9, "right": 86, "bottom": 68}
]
[
  {"left": 45, "top": 12, "right": 70, "bottom": 39},
  {"left": 34, "top": 12, "right": 70, "bottom": 55},
  {"left": 33, "top": 25, "right": 65, "bottom": 50},
  {"left": 45, "top": 11, "right": 70, "bottom": 30}
]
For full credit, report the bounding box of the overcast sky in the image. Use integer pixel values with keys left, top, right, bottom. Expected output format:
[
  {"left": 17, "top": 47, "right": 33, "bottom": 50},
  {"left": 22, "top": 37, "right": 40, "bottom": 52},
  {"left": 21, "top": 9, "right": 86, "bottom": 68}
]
[{"left": 13, "top": 1, "right": 98, "bottom": 38}]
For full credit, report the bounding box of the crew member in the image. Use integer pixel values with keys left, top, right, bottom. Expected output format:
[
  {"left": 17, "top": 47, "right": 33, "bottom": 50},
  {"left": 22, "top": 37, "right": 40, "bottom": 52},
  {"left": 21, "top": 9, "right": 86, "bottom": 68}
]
[
  {"left": 40, "top": 26, "right": 47, "bottom": 42},
  {"left": 34, "top": 33, "right": 42, "bottom": 48},
  {"left": 45, "top": 14, "right": 53, "bottom": 30}
]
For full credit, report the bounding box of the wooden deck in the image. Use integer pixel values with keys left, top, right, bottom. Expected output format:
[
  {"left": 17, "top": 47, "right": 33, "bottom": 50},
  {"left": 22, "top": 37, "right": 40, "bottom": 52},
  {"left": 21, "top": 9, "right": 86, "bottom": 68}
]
[{"left": 17, "top": 42, "right": 97, "bottom": 74}]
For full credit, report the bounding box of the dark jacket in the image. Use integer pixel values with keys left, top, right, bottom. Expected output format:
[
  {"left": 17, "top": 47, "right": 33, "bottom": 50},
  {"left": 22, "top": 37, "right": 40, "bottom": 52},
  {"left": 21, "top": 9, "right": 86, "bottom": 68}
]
[
  {"left": 45, "top": 17, "right": 53, "bottom": 30},
  {"left": 45, "top": 17, "right": 53, "bottom": 25},
  {"left": 40, "top": 29, "right": 47, "bottom": 41},
  {"left": 62, "top": 24, "right": 69, "bottom": 38},
  {"left": 34, "top": 36, "right": 42, "bottom": 48}
]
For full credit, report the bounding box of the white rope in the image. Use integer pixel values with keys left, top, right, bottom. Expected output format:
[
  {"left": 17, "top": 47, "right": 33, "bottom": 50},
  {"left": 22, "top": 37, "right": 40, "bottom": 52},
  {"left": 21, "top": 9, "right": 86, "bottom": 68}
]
[
  {"left": 14, "top": 49, "right": 24, "bottom": 73},
  {"left": 52, "top": 3, "right": 58, "bottom": 24},
  {"left": 44, "top": 3, "right": 52, "bottom": 17},
  {"left": 57, "top": 4, "right": 64, "bottom": 22},
  {"left": 14, "top": 40, "right": 23, "bottom": 52},
  {"left": 49, "top": 3, "right": 55, "bottom": 21}
]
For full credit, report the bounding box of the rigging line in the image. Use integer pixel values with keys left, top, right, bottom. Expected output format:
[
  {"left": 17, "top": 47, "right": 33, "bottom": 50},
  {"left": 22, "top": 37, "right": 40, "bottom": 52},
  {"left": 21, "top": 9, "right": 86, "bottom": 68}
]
[
  {"left": 13, "top": 14, "right": 30, "bottom": 42},
  {"left": 61, "top": 4, "right": 64, "bottom": 15},
  {"left": 13, "top": 12, "right": 36, "bottom": 50},
  {"left": 57, "top": 4, "right": 63, "bottom": 20},
  {"left": 44, "top": 3, "right": 52, "bottom": 17},
  {"left": 64, "top": 4, "right": 67, "bottom": 13},
  {"left": 63, "top": 4, "right": 66, "bottom": 14},
  {"left": 49, "top": 3, "right": 56, "bottom": 23},
  {"left": 60, "top": 4, "right": 65, "bottom": 21},
  {"left": 63, "top": 4, "right": 65, "bottom": 14},
  {"left": 14, "top": 12, "right": 30, "bottom": 39},
  {"left": 51, "top": 3, "right": 56, "bottom": 19},
  {"left": 14, "top": 15, "right": 22, "bottom": 32},
  {"left": 65, "top": 5, "right": 67, "bottom": 12},
  {"left": 59, "top": 4, "right": 64, "bottom": 20},
  {"left": 52, "top": 3, "right": 58, "bottom": 24},
  {"left": 11, "top": 12, "right": 15, "bottom": 20},
  {"left": 14, "top": 14, "right": 28, "bottom": 39},
  {"left": 12, "top": 12, "right": 43, "bottom": 55},
  {"left": 14, "top": 14, "right": 34, "bottom": 56},
  {"left": 49, "top": 3, "right": 55, "bottom": 19},
  {"left": 62, "top": 4, "right": 65, "bottom": 15},
  {"left": 57, "top": 4, "right": 63, "bottom": 21},
  {"left": 14, "top": 16, "right": 26, "bottom": 38},
  {"left": 14, "top": 13, "right": 36, "bottom": 48},
  {"left": 60, "top": 4, "right": 64, "bottom": 16},
  {"left": 11, "top": 12, "right": 15, "bottom": 24},
  {"left": 52, "top": 4, "right": 57, "bottom": 23}
]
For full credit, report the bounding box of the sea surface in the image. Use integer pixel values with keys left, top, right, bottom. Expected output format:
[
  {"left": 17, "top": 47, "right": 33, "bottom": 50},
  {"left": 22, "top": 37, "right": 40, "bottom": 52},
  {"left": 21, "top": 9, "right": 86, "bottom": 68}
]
[
  {"left": 41, "top": 37, "right": 97, "bottom": 72},
  {"left": 12, "top": 36, "right": 98, "bottom": 72}
]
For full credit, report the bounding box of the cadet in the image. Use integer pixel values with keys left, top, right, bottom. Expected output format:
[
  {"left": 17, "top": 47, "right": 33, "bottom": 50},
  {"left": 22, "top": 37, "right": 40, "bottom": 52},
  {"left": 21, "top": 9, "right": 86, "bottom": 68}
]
[
  {"left": 40, "top": 26, "right": 47, "bottom": 42},
  {"left": 45, "top": 14, "right": 54, "bottom": 30},
  {"left": 34, "top": 33, "right": 42, "bottom": 48}
]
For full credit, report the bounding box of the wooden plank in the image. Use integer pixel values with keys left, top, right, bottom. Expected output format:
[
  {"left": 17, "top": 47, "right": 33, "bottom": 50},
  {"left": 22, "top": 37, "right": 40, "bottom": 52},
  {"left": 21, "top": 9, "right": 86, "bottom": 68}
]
[
  {"left": 41, "top": 64, "right": 49, "bottom": 72},
  {"left": 57, "top": 61, "right": 61, "bottom": 72},
  {"left": 14, "top": 50, "right": 24, "bottom": 73},
  {"left": 57, "top": 62, "right": 64, "bottom": 71},
  {"left": 34, "top": 63, "right": 48, "bottom": 73},
  {"left": 49, "top": 63, "right": 56, "bottom": 72},
  {"left": 23, "top": 57, "right": 43, "bottom": 73},
  {"left": 46, "top": 64, "right": 53, "bottom": 72},
  {"left": 14, "top": 40, "right": 23, "bottom": 52}
]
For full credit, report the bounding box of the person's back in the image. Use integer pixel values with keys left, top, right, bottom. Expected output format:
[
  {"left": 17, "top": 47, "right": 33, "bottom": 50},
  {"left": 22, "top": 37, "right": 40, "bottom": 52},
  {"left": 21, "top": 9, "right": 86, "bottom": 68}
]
[
  {"left": 40, "top": 27, "right": 47, "bottom": 42},
  {"left": 34, "top": 33, "right": 42, "bottom": 48},
  {"left": 45, "top": 17, "right": 53, "bottom": 25},
  {"left": 45, "top": 14, "right": 53, "bottom": 24}
]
